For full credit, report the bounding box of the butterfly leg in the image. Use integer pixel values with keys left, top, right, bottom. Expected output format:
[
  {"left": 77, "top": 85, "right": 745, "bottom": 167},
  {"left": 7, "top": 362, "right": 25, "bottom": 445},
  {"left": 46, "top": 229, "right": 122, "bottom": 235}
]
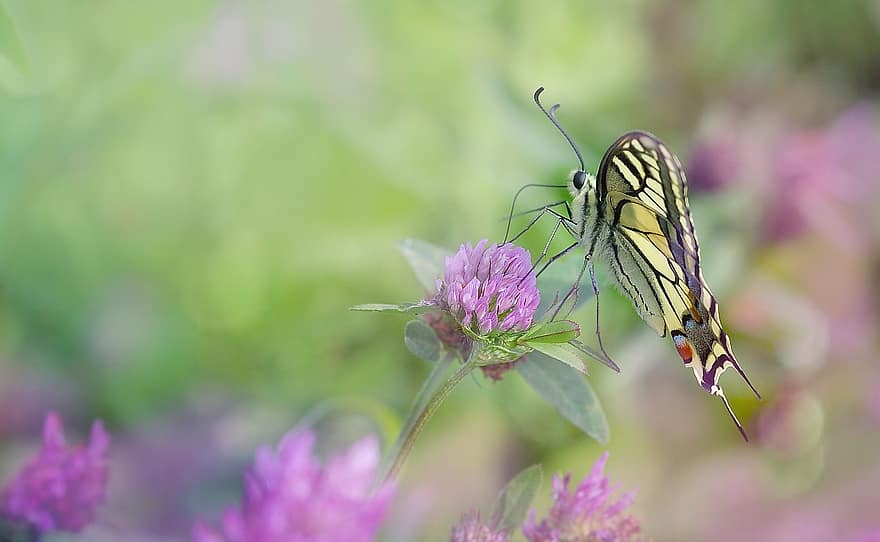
[
  {"left": 524, "top": 217, "right": 564, "bottom": 279},
  {"left": 587, "top": 258, "right": 618, "bottom": 369},
  {"left": 549, "top": 251, "right": 590, "bottom": 320},
  {"left": 533, "top": 241, "right": 578, "bottom": 279},
  {"left": 502, "top": 183, "right": 568, "bottom": 244},
  {"left": 507, "top": 206, "right": 575, "bottom": 245},
  {"left": 503, "top": 200, "right": 569, "bottom": 222},
  {"left": 547, "top": 254, "right": 621, "bottom": 370}
]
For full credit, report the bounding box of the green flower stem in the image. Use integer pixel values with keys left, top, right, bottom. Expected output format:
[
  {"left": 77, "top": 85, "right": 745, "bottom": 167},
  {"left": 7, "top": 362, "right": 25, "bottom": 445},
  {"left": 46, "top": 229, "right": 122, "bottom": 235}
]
[{"left": 381, "top": 357, "right": 476, "bottom": 484}]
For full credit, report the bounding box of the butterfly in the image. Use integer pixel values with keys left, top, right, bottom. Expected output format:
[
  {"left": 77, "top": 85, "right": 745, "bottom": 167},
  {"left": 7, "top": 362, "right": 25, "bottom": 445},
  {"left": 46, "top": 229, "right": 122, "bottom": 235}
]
[{"left": 518, "top": 87, "right": 760, "bottom": 440}]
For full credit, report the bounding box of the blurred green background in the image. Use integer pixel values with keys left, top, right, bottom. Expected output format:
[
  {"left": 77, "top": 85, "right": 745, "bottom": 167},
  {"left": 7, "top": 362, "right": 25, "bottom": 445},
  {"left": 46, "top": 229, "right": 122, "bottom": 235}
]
[{"left": 1, "top": 0, "right": 879, "bottom": 540}]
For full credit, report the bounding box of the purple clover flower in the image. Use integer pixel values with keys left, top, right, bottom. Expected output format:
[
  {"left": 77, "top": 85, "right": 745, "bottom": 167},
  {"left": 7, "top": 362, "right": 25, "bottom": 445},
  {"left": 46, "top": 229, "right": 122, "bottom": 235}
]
[
  {"left": 686, "top": 138, "right": 739, "bottom": 193},
  {"left": 451, "top": 511, "right": 510, "bottom": 542},
  {"left": 0, "top": 412, "right": 110, "bottom": 534},
  {"left": 850, "top": 528, "right": 880, "bottom": 542},
  {"left": 434, "top": 240, "right": 540, "bottom": 336},
  {"left": 193, "top": 430, "right": 394, "bottom": 542},
  {"left": 767, "top": 104, "right": 880, "bottom": 242},
  {"left": 522, "top": 452, "right": 645, "bottom": 542}
]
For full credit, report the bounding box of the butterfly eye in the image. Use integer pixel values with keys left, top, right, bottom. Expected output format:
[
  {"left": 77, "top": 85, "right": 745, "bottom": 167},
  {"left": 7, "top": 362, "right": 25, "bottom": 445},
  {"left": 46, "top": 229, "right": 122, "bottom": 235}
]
[{"left": 571, "top": 170, "right": 586, "bottom": 190}]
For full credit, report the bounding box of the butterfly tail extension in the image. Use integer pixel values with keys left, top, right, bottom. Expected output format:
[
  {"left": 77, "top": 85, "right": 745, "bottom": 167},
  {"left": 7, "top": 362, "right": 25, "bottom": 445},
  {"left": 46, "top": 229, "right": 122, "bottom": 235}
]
[{"left": 714, "top": 386, "right": 749, "bottom": 442}]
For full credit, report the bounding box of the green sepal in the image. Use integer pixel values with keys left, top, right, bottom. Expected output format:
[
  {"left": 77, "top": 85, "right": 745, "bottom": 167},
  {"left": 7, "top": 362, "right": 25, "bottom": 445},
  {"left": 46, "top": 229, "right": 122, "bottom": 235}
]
[
  {"left": 518, "top": 320, "right": 580, "bottom": 344},
  {"left": 522, "top": 341, "right": 589, "bottom": 375}
]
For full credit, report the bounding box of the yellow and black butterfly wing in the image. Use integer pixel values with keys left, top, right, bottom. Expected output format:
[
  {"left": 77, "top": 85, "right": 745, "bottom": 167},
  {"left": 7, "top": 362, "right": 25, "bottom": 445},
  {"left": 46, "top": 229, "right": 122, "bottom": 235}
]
[{"left": 595, "top": 131, "right": 760, "bottom": 418}]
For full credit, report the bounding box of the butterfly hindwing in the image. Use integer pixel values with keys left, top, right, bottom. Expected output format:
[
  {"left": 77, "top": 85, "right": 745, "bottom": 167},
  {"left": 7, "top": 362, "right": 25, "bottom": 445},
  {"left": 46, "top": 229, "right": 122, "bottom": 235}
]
[{"left": 595, "top": 131, "right": 759, "bottom": 401}]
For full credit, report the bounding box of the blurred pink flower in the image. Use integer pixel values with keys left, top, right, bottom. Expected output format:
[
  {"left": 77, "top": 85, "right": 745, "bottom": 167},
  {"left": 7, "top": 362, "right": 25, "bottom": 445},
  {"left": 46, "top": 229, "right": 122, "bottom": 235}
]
[
  {"left": 434, "top": 240, "right": 540, "bottom": 336},
  {"left": 850, "top": 528, "right": 880, "bottom": 542},
  {"left": 193, "top": 430, "right": 394, "bottom": 542},
  {"left": 451, "top": 511, "right": 510, "bottom": 542},
  {"left": 522, "top": 452, "right": 645, "bottom": 542},
  {"left": 754, "top": 383, "right": 822, "bottom": 454},
  {"left": 0, "top": 412, "right": 110, "bottom": 534},
  {"left": 867, "top": 374, "right": 880, "bottom": 426},
  {"left": 766, "top": 105, "right": 880, "bottom": 244},
  {"left": 686, "top": 138, "right": 740, "bottom": 192}
]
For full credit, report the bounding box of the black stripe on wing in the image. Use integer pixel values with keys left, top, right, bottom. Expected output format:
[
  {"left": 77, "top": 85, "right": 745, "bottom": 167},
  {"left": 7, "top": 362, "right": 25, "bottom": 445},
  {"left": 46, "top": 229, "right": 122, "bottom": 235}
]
[{"left": 597, "top": 131, "right": 704, "bottom": 297}]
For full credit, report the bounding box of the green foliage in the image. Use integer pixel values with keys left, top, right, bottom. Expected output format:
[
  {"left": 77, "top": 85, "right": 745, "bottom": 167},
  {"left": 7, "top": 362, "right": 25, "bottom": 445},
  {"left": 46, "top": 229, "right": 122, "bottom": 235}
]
[
  {"left": 0, "top": 2, "right": 28, "bottom": 79},
  {"left": 2, "top": 2, "right": 876, "bottom": 537},
  {"left": 399, "top": 239, "right": 451, "bottom": 292},
  {"left": 350, "top": 302, "right": 436, "bottom": 315},
  {"left": 403, "top": 319, "right": 443, "bottom": 362},
  {"left": 517, "top": 352, "right": 610, "bottom": 444},
  {"left": 524, "top": 342, "right": 589, "bottom": 375},
  {"left": 490, "top": 464, "right": 543, "bottom": 533}
]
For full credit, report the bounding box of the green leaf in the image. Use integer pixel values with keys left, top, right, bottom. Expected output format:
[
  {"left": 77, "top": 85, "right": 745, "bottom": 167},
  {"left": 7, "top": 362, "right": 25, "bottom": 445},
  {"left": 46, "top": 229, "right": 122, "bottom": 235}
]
[
  {"left": 349, "top": 302, "right": 436, "bottom": 315},
  {"left": 523, "top": 341, "right": 588, "bottom": 375},
  {"left": 490, "top": 464, "right": 543, "bottom": 532},
  {"left": 0, "top": 3, "right": 28, "bottom": 74},
  {"left": 404, "top": 319, "right": 442, "bottom": 361},
  {"left": 517, "top": 352, "right": 609, "bottom": 444},
  {"left": 570, "top": 339, "right": 620, "bottom": 373},
  {"left": 398, "top": 239, "right": 451, "bottom": 291},
  {"left": 519, "top": 320, "right": 580, "bottom": 344}
]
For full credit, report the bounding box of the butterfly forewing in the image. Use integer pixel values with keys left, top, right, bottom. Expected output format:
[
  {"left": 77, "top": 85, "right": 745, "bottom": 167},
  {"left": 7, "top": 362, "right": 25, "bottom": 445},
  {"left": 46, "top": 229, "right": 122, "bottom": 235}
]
[{"left": 595, "top": 131, "right": 759, "bottom": 400}]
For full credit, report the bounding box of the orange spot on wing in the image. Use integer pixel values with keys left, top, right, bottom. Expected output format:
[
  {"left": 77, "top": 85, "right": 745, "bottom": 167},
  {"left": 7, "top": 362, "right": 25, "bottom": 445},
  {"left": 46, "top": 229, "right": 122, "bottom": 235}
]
[{"left": 673, "top": 334, "right": 693, "bottom": 364}]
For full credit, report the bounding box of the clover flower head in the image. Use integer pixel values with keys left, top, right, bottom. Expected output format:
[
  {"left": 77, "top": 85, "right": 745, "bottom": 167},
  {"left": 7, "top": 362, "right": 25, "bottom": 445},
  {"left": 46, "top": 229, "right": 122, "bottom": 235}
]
[
  {"left": 434, "top": 240, "right": 540, "bottom": 336},
  {"left": 451, "top": 511, "right": 510, "bottom": 542},
  {"left": 522, "top": 452, "right": 644, "bottom": 542},
  {"left": 686, "top": 138, "right": 739, "bottom": 192},
  {"left": 194, "top": 430, "right": 394, "bottom": 542},
  {"left": 0, "top": 412, "right": 110, "bottom": 534}
]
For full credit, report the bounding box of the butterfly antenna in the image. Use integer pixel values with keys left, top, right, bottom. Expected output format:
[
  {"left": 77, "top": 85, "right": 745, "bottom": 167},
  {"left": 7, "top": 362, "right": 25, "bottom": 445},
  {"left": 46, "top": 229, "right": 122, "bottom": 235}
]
[
  {"left": 534, "top": 87, "right": 585, "bottom": 172},
  {"left": 715, "top": 387, "right": 749, "bottom": 442}
]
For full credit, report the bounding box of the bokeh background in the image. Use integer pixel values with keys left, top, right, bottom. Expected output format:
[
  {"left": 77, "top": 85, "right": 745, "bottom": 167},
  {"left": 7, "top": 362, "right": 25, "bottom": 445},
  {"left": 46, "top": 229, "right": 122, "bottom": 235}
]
[{"left": 1, "top": 0, "right": 879, "bottom": 540}]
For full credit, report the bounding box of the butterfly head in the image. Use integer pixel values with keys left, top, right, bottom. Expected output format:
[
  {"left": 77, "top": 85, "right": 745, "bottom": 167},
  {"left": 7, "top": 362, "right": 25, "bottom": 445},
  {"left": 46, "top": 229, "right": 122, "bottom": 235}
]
[{"left": 567, "top": 169, "right": 593, "bottom": 197}]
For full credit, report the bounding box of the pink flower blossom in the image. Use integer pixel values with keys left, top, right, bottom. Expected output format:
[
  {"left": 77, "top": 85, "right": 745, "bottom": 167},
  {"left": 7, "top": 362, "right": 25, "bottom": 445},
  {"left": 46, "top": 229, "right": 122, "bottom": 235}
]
[
  {"left": 522, "top": 452, "right": 644, "bottom": 542},
  {"left": 0, "top": 412, "right": 110, "bottom": 534},
  {"left": 194, "top": 430, "right": 394, "bottom": 542},
  {"left": 451, "top": 511, "right": 510, "bottom": 542},
  {"left": 766, "top": 105, "right": 880, "bottom": 244},
  {"left": 434, "top": 240, "right": 540, "bottom": 336}
]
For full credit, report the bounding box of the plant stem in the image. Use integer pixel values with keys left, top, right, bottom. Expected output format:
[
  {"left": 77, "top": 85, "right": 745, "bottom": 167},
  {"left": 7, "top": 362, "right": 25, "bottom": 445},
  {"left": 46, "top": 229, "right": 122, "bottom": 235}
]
[{"left": 381, "top": 358, "right": 476, "bottom": 484}]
